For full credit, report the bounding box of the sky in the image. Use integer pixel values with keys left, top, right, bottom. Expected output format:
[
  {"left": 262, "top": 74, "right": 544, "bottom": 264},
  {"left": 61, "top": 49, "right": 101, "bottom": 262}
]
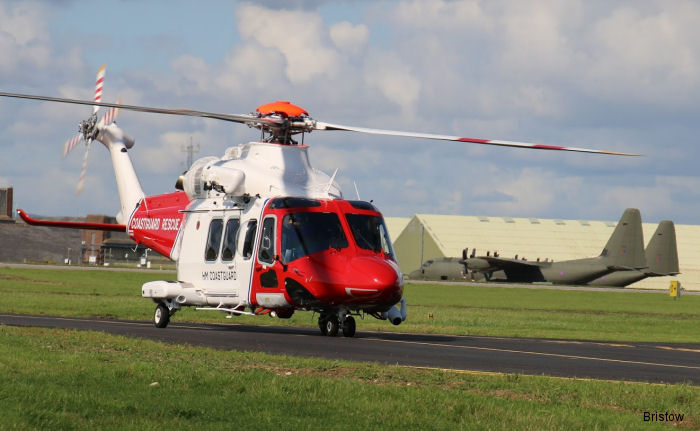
[{"left": 1, "top": 0, "right": 699, "bottom": 224}]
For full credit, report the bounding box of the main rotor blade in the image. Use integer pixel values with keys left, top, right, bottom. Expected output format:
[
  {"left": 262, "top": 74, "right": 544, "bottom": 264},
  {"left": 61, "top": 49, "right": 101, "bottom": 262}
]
[
  {"left": 0, "top": 91, "right": 281, "bottom": 126},
  {"left": 314, "top": 122, "right": 640, "bottom": 156}
]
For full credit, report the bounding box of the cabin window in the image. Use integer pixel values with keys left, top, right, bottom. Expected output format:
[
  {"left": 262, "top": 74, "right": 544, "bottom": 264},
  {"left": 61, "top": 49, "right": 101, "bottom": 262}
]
[
  {"left": 242, "top": 219, "right": 258, "bottom": 259},
  {"left": 258, "top": 217, "right": 276, "bottom": 265},
  {"left": 281, "top": 212, "right": 348, "bottom": 263},
  {"left": 345, "top": 214, "right": 395, "bottom": 258},
  {"left": 221, "top": 218, "right": 240, "bottom": 261},
  {"left": 204, "top": 219, "right": 224, "bottom": 261}
]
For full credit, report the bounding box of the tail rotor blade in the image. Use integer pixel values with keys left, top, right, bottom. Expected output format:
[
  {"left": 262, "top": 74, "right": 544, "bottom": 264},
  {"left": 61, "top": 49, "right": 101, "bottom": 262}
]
[
  {"left": 93, "top": 64, "right": 106, "bottom": 114},
  {"left": 76, "top": 142, "right": 91, "bottom": 195},
  {"left": 63, "top": 133, "right": 83, "bottom": 158},
  {"left": 98, "top": 98, "right": 121, "bottom": 128}
]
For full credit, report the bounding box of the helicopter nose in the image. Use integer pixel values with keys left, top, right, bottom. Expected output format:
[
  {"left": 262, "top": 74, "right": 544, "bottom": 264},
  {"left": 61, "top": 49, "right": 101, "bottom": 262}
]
[{"left": 343, "top": 256, "right": 403, "bottom": 304}]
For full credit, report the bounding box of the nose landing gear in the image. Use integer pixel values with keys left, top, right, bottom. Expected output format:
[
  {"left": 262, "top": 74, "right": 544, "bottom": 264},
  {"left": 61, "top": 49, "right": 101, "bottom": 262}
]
[{"left": 318, "top": 311, "right": 356, "bottom": 337}]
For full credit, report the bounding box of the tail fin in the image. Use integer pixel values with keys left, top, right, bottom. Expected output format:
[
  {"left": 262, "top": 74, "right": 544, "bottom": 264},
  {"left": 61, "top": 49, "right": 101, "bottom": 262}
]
[
  {"left": 645, "top": 221, "right": 679, "bottom": 275},
  {"left": 599, "top": 208, "right": 646, "bottom": 269}
]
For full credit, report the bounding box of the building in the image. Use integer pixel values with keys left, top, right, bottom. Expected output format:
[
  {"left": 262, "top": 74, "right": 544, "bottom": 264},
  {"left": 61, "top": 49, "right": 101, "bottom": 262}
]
[
  {"left": 388, "top": 214, "right": 699, "bottom": 291},
  {"left": 0, "top": 187, "right": 13, "bottom": 222}
]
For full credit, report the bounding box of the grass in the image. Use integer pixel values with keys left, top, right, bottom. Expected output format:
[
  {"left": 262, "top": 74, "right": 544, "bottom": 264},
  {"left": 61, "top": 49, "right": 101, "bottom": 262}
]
[
  {"left": 1, "top": 266, "right": 698, "bottom": 343},
  {"left": 0, "top": 326, "right": 696, "bottom": 430}
]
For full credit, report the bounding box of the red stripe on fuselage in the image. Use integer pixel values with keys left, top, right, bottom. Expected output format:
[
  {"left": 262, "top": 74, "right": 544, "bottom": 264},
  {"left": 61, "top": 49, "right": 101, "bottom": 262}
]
[{"left": 128, "top": 191, "right": 189, "bottom": 259}]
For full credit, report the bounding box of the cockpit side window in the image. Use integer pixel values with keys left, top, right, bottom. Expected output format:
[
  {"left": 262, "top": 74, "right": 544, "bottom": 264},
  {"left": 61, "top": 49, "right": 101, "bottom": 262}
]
[
  {"left": 221, "top": 218, "right": 240, "bottom": 261},
  {"left": 345, "top": 214, "right": 395, "bottom": 259},
  {"left": 242, "top": 219, "right": 258, "bottom": 260},
  {"left": 258, "top": 217, "right": 276, "bottom": 265},
  {"left": 205, "top": 219, "right": 224, "bottom": 261},
  {"left": 281, "top": 212, "right": 348, "bottom": 263}
]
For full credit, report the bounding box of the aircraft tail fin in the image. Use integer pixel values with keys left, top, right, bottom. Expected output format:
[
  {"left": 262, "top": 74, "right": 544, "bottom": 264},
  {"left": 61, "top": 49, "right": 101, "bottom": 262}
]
[
  {"left": 599, "top": 208, "right": 646, "bottom": 269},
  {"left": 645, "top": 221, "right": 680, "bottom": 275}
]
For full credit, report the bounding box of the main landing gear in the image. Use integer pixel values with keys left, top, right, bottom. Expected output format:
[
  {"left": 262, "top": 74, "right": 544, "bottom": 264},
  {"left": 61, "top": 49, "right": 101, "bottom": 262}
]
[
  {"left": 153, "top": 301, "right": 178, "bottom": 328},
  {"left": 318, "top": 312, "right": 356, "bottom": 337}
]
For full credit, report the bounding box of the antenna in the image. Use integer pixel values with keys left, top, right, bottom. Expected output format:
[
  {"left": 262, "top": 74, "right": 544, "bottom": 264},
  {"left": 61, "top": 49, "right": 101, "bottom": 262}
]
[
  {"left": 326, "top": 168, "right": 339, "bottom": 193},
  {"left": 181, "top": 137, "right": 200, "bottom": 169}
]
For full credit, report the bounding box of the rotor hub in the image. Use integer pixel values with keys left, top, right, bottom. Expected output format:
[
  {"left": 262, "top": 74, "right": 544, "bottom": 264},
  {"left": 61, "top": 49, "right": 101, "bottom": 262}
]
[{"left": 78, "top": 113, "right": 99, "bottom": 143}]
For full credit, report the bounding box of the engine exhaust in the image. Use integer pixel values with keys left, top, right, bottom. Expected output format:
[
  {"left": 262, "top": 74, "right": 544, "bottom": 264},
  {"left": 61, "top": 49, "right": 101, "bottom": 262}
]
[{"left": 382, "top": 298, "right": 407, "bottom": 325}]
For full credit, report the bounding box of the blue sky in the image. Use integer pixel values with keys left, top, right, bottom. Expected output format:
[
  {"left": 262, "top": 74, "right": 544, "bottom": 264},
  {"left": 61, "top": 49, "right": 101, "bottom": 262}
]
[{"left": 1, "top": 0, "right": 700, "bottom": 224}]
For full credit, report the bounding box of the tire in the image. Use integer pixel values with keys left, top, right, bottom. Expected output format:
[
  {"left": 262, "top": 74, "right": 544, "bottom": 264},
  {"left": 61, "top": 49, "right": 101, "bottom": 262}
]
[
  {"left": 154, "top": 303, "right": 170, "bottom": 328},
  {"left": 325, "top": 316, "right": 339, "bottom": 337},
  {"left": 318, "top": 316, "right": 328, "bottom": 335},
  {"left": 342, "top": 316, "right": 356, "bottom": 337}
]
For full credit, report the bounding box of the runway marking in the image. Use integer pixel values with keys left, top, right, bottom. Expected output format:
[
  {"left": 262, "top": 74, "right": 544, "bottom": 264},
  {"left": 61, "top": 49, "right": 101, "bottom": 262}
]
[
  {"left": 655, "top": 346, "right": 700, "bottom": 354},
  {"left": 363, "top": 337, "right": 700, "bottom": 371}
]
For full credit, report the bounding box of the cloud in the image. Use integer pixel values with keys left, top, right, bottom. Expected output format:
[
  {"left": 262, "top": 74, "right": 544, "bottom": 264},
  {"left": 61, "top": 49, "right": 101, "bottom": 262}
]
[
  {"left": 0, "top": 3, "right": 51, "bottom": 74},
  {"left": 2, "top": 0, "right": 700, "bottom": 226},
  {"left": 235, "top": 4, "right": 342, "bottom": 83},
  {"left": 329, "top": 21, "right": 369, "bottom": 56},
  {"left": 363, "top": 50, "right": 421, "bottom": 113}
]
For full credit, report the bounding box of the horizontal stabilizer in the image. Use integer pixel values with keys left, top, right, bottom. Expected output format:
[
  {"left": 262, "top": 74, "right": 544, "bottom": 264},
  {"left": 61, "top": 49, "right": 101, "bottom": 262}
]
[{"left": 17, "top": 209, "right": 126, "bottom": 232}]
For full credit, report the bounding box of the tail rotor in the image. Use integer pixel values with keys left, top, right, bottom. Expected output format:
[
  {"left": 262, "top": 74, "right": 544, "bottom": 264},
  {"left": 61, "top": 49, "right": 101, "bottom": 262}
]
[{"left": 62, "top": 65, "right": 120, "bottom": 194}]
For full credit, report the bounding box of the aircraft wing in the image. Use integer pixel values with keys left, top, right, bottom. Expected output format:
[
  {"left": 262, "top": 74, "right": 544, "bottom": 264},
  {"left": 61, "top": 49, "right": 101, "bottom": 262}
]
[{"left": 477, "top": 256, "right": 547, "bottom": 282}]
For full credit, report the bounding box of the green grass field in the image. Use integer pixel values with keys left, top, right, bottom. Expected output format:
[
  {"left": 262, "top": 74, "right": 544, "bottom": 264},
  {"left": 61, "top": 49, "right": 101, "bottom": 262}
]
[
  {"left": 1, "top": 266, "right": 698, "bottom": 429},
  {"left": 0, "top": 326, "right": 696, "bottom": 430},
  {"left": 1, "top": 266, "right": 698, "bottom": 343}
]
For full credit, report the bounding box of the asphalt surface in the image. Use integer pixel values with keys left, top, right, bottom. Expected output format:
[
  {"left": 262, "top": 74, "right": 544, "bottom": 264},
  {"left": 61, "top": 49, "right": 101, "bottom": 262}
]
[{"left": 1, "top": 313, "right": 698, "bottom": 385}]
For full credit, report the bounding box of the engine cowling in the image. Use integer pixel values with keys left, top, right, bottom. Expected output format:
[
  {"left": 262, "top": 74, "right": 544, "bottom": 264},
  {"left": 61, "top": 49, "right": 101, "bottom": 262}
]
[{"left": 179, "top": 157, "right": 246, "bottom": 200}]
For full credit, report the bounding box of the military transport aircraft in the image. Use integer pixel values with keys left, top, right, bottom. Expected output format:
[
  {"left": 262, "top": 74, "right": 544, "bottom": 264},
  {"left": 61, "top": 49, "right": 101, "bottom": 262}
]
[
  {"left": 589, "top": 220, "right": 679, "bottom": 287},
  {"left": 1, "top": 65, "right": 637, "bottom": 337},
  {"left": 410, "top": 208, "right": 647, "bottom": 285}
]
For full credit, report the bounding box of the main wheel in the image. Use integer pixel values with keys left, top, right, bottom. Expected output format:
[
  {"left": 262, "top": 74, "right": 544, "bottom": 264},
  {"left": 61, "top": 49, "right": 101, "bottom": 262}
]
[
  {"left": 324, "top": 316, "right": 340, "bottom": 337},
  {"left": 154, "top": 303, "right": 170, "bottom": 328},
  {"left": 342, "top": 316, "right": 356, "bottom": 337},
  {"left": 318, "top": 315, "right": 328, "bottom": 335}
]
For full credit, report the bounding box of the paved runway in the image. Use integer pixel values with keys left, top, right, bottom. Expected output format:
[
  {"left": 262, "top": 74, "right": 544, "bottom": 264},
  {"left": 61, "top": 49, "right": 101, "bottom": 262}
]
[{"left": 1, "top": 313, "right": 698, "bottom": 385}]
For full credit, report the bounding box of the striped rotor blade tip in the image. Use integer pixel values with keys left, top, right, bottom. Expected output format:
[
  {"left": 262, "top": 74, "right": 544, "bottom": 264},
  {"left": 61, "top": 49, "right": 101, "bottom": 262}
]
[
  {"left": 93, "top": 64, "right": 106, "bottom": 113},
  {"left": 98, "top": 99, "right": 121, "bottom": 128},
  {"left": 102, "top": 106, "right": 117, "bottom": 125},
  {"left": 76, "top": 143, "right": 91, "bottom": 195},
  {"left": 63, "top": 134, "right": 82, "bottom": 157}
]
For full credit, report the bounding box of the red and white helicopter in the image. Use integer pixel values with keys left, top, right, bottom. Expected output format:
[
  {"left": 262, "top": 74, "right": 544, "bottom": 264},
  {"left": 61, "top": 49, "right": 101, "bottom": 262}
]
[{"left": 2, "top": 66, "right": 637, "bottom": 337}]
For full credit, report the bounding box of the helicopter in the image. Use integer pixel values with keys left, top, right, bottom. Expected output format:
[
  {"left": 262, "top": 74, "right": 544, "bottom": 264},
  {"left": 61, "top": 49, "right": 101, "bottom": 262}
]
[{"left": 2, "top": 65, "right": 638, "bottom": 337}]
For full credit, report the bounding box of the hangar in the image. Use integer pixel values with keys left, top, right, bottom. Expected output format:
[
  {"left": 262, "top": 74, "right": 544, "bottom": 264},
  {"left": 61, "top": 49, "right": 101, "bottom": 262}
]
[{"left": 388, "top": 214, "right": 699, "bottom": 291}]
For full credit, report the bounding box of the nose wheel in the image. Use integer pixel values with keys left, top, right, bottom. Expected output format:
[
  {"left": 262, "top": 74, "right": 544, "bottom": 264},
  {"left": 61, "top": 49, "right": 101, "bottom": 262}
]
[{"left": 318, "top": 313, "right": 355, "bottom": 337}]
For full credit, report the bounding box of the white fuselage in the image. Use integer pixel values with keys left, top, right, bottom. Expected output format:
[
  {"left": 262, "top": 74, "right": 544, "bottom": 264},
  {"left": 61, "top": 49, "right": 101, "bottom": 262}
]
[{"left": 167, "top": 141, "right": 344, "bottom": 308}]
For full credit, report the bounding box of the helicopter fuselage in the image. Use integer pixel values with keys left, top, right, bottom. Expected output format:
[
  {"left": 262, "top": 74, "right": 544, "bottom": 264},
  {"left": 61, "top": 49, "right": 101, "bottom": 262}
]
[{"left": 126, "top": 140, "right": 404, "bottom": 335}]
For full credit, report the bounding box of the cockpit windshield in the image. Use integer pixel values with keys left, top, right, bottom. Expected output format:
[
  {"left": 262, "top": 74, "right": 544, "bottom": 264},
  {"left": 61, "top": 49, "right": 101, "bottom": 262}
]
[
  {"left": 281, "top": 212, "right": 348, "bottom": 263},
  {"left": 345, "top": 214, "right": 395, "bottom": 259}
]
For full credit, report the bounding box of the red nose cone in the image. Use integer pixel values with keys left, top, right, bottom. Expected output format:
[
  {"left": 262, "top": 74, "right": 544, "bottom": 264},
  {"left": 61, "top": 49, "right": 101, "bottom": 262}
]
[
  {"left": 293, "top": 253, "right": 403, "bottom": 308},
  {"left": 343, "top": 256, "right": 403, "bottom": 305}
]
